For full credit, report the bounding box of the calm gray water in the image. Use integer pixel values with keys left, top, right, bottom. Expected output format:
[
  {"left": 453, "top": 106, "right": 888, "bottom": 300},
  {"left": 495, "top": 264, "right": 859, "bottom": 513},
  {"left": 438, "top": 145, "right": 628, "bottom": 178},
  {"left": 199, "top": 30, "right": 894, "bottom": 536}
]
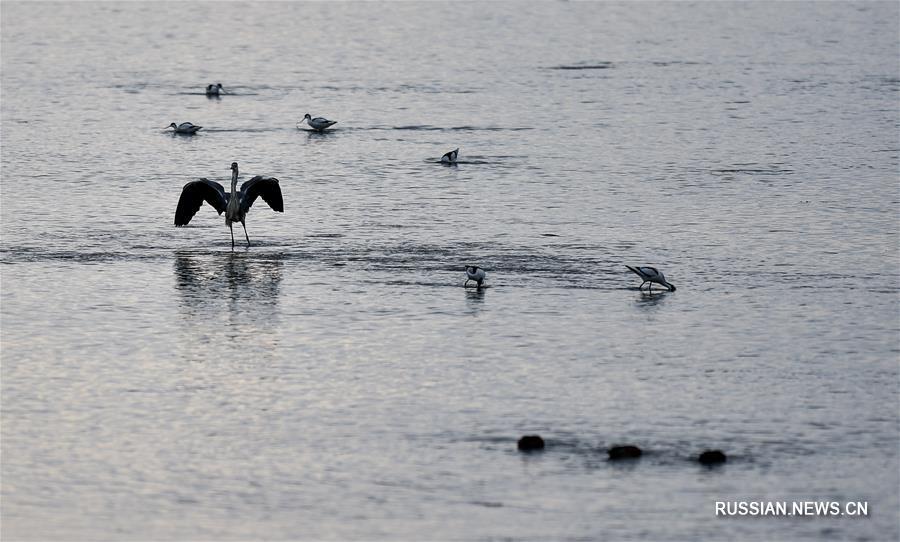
[{"left": 2, "top": 2, "right": 898, "bottom": 541}]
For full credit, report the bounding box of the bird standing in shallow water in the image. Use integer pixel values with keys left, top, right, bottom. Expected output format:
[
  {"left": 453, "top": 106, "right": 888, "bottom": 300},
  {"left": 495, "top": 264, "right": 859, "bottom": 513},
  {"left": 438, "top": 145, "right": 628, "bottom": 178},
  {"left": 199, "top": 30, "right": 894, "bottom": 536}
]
[
  {"left": 205, "top": 83, "right": 225, "bottom": 96},
  {"left": 441, "top": 148, "right": 459, "bottom": 163},
  {"left": 167, "top": 122, "right": 202, "bottom": 134},
  {"left": 465, "top": 265, "right": 486, "bottom": 288},
  {"left": 626, "top": 265, "right": 676, "bottom": 292},
  {"left": 301, "top": 113, "right": 337, "bottom": 131},
  {"left": 175, "top": 162, "right": 284, "bottom": 249}
]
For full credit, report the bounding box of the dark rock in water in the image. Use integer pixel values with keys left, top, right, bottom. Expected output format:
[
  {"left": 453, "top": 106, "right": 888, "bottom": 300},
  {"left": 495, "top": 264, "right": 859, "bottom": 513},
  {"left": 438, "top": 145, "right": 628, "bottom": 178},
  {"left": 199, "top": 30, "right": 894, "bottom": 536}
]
[
  {"left": 517, "top": 435, "right": 545, "bottom": 451},
  {"left": 608, "top": 445, "right": 642, "bottom": 460},
  {"left": 698, "top": 450, "right": 727, "bottom": 465}
]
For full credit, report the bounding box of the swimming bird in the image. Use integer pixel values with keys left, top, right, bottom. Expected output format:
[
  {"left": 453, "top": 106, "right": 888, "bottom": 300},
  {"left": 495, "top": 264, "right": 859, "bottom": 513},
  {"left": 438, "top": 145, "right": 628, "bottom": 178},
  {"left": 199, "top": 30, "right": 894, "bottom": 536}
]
[
  {"left": 205, "top": 83, "right": 225, "bottom": 96},
  {"left": 626, "top": 265, "right": 676, "bottom": 292},
  {"left": 465, "top": 265, "right": 486, "bottom": 288},
  {"left": 301, "top": 113, "right": 337, "bottom": 131},
  {"left": 174, "top": 162, "right": 284, "bottom": 249},
  {"left": 441, "top": 148, "right": 459, "bottom": 163},
  {"left": 167, "top": 122, "right": 202, "bottom": 134}
]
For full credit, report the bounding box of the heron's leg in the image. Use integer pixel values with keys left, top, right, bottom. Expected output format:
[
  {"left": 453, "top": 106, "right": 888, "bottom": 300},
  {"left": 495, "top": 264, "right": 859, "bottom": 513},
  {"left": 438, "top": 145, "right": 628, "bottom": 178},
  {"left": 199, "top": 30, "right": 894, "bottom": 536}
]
[
  {"left": 241, "top": 220, "right": 250, "bottom": 246},
  {"left": 229, "top": 223, "right": 235, "bottom": 249}
]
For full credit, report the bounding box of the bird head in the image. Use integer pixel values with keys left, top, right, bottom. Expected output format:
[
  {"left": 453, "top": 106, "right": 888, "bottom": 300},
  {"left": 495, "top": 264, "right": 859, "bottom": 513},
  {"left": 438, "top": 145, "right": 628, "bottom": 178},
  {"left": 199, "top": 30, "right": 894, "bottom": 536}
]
[
  {"left": 667, "top": 283, "right": 676, "bottom": 292},
  {"left": 168, "top": 122, "right": 177, "bottom": 129},
  {"left": 230, "top": 162, "right": 238, "bottom": 171},
  {"left": 304, "top": 113, "right": 311, "bottom": 120}
]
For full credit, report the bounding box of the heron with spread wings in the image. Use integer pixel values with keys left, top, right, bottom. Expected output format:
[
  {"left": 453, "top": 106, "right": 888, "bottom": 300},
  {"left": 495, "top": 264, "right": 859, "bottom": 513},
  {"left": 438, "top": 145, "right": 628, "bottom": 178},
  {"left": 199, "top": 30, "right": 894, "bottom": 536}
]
[{"left": 174, "top": 162, "right": 284, "bottom": 249}]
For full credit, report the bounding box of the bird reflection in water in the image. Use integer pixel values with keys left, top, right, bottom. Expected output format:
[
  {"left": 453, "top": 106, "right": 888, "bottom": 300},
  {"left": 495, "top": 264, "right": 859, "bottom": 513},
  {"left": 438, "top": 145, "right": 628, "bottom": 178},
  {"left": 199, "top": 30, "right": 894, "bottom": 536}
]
[
  {"left": 465, "top": 286, "right": 486, "bottom": 316},
  {"left": 174, "top": 251, "right": 284, "bottom": 323},
  {"left": 635, "top": 289, "right": 669, "bottom": 308}
]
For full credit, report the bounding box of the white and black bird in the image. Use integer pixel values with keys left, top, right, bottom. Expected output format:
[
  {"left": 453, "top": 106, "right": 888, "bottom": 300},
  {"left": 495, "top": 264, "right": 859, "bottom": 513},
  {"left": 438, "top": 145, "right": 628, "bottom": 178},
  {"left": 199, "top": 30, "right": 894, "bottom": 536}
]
[
  {"left": 205, "top": 83, "right": 225, "bottom": 96},
  {"left": 465, "top": 265, "right": 486, "bottom": 288},
  {"left": 167, "top": 122, "right": 202, "bottom": 134},
  {"left": 175, "top": 162, "right": 284, "bottom": 249},
  {"left": 441, "top": 148, "right": 459, "bottom": 163},
  {"left": 301, "top": 113, "right": 337, "bottom": 131},
  {"left": 626, "top": 265, "right": 676, "bottom": 292}
]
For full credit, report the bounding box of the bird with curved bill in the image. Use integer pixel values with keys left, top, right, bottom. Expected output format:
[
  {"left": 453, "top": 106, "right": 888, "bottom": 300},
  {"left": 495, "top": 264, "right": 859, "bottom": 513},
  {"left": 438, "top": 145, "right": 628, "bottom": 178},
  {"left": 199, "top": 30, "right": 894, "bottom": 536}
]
[
  {"left": 301, "top": 113, "right": 337, "bottom": 131},
  {"left": 174, "top": 162, "right": 284, "bottom": 249},
  {"left": 465, "top": 265, "right": 486, "bottom": 288},
  {"left": 626, "top": 265, "right": 676, "bottom": 292}
]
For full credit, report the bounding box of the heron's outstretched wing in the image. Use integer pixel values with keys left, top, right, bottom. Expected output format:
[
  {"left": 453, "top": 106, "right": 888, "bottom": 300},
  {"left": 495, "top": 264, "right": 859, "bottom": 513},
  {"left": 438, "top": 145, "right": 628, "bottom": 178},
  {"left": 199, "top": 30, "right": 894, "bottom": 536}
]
[
  {"left": 174, "top": 178, "right": 227, "bottom": 226},
  {"left": 240, "top": 176, "right": 284, "bottom": 214}
]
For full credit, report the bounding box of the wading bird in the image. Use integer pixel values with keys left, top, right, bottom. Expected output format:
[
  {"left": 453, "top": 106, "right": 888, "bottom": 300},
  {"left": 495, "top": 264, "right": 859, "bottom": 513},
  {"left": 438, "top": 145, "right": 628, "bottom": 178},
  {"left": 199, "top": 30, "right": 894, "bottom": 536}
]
[
  {"left": 626, "top": 265, "right": 676, "bottom": 292},
  {"left": 465, "top": 265, "right": 486, "bottom": 288},
  {"left": 301, "top": 113, "right": 337, "bottom": 131},
  {"left": 441, "top": 148, "right": 459, "bottom": 163},
  {"left": 206, "top": 83, "right": 225, "bottom": 96},
  {"left": 167, "top": 122, "right": 202, "bottom": 134},
  {"left": 174, "top": 162, "right": 284, "bottom": 249}
]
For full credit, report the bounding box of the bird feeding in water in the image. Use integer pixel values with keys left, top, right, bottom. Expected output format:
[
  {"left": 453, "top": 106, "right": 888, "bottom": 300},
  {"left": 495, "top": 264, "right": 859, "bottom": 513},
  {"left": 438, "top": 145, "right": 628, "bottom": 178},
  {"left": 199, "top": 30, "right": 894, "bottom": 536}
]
[
  {"left": 441, "top": 148, "right": 459, "bottom": 163},
  {"left": 167, "top": 122, "right": 202, "bottom": 134},
  {"left": 301, "top": 113, "right": 337, "bottom": 132},
  {"left": 465, "top": 265, "right": 486, "bottom": 288},
  {"left": 174, "top": 162, "right": 284, "bottom": 249},
  {"left": 626, "top": 265, "right": 676, "bottom": 292},
  {"left": 205, "top": 83, "right": 225, "bottom": 96}
]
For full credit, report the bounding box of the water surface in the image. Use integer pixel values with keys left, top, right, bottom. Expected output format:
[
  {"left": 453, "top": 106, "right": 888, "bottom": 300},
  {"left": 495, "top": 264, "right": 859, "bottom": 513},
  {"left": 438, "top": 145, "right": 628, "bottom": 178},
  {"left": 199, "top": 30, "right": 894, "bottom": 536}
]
[{"left": 2, "top": 2, "right": 898, "bottom": 540}]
